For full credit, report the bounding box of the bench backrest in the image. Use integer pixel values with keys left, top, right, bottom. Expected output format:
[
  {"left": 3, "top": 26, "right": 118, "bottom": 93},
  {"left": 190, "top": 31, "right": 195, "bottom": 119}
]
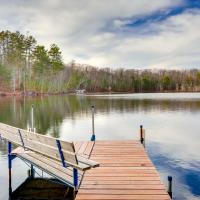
[{"left": 0, "top": 123, "right": 78, "bottom": 166}]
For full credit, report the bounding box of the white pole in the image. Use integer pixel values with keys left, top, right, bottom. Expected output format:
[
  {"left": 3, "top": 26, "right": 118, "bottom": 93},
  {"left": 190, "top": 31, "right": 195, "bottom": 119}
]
[
  {"left": 91, "top": 105, "right": 95, "bottom": 135},
  {"left": 31, "top": 105, "right": 34, "bottom": 132},
  {"left": 13, "top": 70, "right": 16, "bottom": 94}
]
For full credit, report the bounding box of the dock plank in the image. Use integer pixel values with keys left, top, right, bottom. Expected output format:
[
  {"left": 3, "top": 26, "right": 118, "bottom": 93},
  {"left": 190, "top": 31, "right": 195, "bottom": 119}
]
[{"left": 76, "top": 194, "right": 170, "bottom": 200}]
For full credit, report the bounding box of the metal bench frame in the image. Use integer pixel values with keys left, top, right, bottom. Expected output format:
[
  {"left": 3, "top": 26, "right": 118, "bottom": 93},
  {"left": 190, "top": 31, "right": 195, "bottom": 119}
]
[{"left": 0, "top": 122, "right": 98, "bottom": 196}]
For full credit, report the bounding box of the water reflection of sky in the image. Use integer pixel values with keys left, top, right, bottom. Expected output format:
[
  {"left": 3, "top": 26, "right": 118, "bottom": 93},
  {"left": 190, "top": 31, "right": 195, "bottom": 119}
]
[
  {"left": 0, "top": 93, "right": 200, "bottom": 200},
  {"left": 61, "top": 95, "right": 200, "bottom": 200},
  {"left": 148, "top": 142, "right": 200, "bottom": 200},
  {"left": 88, "top": 92, "right": 200, "bottom": 100}
]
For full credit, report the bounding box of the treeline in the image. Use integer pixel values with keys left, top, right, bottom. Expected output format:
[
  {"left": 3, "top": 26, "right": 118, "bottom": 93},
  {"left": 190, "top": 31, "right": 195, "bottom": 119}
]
[
  {"left": 60, "top": 64, "right": 200, "bottom": 92},
  {"left": 0, "top": 30, "right": 63, "bottom": 92},
  {"left": 0, "top": 30, "right": 200, "bottom": 94}
]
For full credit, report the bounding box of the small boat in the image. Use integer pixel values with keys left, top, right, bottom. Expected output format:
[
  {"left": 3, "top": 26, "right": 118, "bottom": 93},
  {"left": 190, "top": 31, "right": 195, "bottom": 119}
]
[{"left": 75, "top": 89, "right": 85, "bottom": 94}]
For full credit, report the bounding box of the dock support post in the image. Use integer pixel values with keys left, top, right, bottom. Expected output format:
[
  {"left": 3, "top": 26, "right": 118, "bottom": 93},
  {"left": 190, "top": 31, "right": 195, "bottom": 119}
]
[
  {"left": 73, "top": 168, "right": 78, "bottom": 191},
  {"left": 140, "top": 125, "right": 143, "bottom": 143},
  {"left": 30, "top": 165, "right": 35, "bottom": 178},
  {"left": 91, "top": 105, "right": 96, "bottom": 141},
  {"left": 31, "top": 105, "right": 35, "bottom": 177},
  {"left": 8, "top": 142, "right": 12, "bottom": 197},
  {"left": 168, "top": 176, "right": 172, "bottom": 198},
  {"left": 140, "top": 125, "right": 145, "bottom": 147}
]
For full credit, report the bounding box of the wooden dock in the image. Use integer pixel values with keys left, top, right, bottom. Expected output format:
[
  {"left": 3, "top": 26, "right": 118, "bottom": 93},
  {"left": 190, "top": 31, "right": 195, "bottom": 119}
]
[
  {"left": 0, "top": 123, "right": 171, "bottom": 200},
  {"left": 75, "top": 140, "right": 171, "bottom": 200}
]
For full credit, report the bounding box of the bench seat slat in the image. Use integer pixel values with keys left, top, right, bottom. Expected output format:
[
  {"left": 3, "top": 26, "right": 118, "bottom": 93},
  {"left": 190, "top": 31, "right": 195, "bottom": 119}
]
[{"left": 77, "top": 155, "right": 99, "bottom": 168}]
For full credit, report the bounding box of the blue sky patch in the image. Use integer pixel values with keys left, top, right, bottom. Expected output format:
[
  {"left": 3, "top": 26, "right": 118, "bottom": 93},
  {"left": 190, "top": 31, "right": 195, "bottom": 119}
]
[{"left": 124, "top": 0, "right": 200, "bottom": 28}]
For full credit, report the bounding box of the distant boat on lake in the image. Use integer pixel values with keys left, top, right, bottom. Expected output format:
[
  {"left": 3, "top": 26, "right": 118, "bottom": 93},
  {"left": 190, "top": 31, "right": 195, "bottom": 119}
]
[{"left": 75, "top": 89, "right": 86, "bottom": 94}]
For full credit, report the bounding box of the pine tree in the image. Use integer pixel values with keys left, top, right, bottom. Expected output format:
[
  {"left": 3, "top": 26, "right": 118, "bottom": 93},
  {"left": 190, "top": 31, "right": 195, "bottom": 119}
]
[
  {"left": 32, "top": 45, "right": 50, "bottom": 74},
  {"left": 48, "top": 44, "right": 64, "bottom": 73}
]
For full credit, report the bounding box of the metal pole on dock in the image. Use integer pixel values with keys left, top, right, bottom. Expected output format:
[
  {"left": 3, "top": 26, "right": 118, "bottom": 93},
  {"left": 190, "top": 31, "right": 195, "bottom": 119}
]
[
  {"left": 8, "top": 142, "right": 12, "bottom": 197},
  {"left": 168, "top": 176, "right": 173, "bottom": 198},
  {"left": 91, "top": 105, "right": 96, "bottom": 141},
  {"left": 27, "top": 166, "right": 35, "bottom": 179},
  {"left": 31, "top": 104, "right": 35, "bottom": 132},
  {"left": 30, "top": 105, "right": 35, "bottom": 177}
]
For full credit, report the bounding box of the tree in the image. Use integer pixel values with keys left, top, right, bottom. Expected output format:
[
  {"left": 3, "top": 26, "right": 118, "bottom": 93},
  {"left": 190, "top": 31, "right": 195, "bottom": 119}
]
[
  {"left": 162, "top": 75, "right": 171, "bottom": 90},
  {"left": 24, "top": 35, "right": 36, "bottom": 73},
  {"left": 48, "top": 44, "right": 64, "bottom": 73},
  {"left": 32, "top": 45, "right": 50, "bottom": 74},
  {"left": 197, "top": 72, "right": 200, "bottom": 85}
]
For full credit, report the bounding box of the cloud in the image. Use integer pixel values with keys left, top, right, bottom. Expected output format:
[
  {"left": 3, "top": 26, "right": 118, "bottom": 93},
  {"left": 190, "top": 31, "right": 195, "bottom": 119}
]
[{"left": 0, "top": 0, "right": 200, "bottom": 69}]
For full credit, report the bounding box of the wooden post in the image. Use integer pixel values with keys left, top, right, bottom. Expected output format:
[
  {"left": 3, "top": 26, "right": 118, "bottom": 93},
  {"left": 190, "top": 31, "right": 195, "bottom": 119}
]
[
  {"left": 140, "top": 125, "right": 143, "bottom": 143},
  {"left": 140, "top": 125, "right": 145, "bottom": 147},
  {"left": 168, "top": 176, "right": 172, "bottom": 198},
  {"left": 143, "top": 129, "right": 145, "bottom": 147},
  {"left": 140, "top": 125, "right": 144, "bottom": 143},
  {"left": 91, "top": 105, "right": 96, "bottom": 141}
]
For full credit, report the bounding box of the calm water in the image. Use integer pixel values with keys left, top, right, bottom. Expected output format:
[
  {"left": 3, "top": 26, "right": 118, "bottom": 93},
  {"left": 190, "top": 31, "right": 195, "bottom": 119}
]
[{"left": 0, "top": 93, "right": 200, "bottom": 200}]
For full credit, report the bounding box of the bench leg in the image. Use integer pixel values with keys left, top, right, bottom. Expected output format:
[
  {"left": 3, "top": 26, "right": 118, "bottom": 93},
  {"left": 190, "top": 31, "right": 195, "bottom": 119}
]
[
  {"left": 30, "top": 164, "right": 35, "bottom": 178},
  {"left": 73, "top": 168, "right": 78, "bottom": 191},
  {"left": 8, "top": 142, "right": 12, "bottom": 198}
]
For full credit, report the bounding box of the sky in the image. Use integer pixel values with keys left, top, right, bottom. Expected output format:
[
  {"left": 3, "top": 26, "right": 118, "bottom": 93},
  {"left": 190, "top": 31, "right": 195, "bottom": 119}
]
[{"left": 0, "top": 0, "right": 200, "bottom": 69}]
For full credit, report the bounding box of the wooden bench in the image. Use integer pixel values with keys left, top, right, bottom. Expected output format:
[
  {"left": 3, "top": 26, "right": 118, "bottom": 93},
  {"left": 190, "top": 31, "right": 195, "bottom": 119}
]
[{"left": 0, "top": 122, "right": 99, "bottom": 190}]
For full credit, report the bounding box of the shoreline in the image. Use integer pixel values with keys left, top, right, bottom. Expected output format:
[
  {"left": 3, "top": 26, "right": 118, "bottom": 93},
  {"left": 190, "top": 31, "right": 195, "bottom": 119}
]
[{"left": 1, "top": 90, "right": 200, "bottom": 98}]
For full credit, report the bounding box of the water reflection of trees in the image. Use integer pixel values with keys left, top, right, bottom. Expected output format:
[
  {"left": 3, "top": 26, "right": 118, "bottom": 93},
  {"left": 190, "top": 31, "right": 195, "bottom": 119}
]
[
  {"left": 0, "top": 139, "right": 8, "bottom": 155},
  {"left": 0, "top": 95, "right": 200, "bottom": 137}
]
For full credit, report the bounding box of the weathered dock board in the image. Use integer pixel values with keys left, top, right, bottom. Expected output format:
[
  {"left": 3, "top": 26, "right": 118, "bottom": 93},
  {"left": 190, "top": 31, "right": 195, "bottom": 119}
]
[{"left": 76, "top": 140, "right": 171, "bottom": 200}]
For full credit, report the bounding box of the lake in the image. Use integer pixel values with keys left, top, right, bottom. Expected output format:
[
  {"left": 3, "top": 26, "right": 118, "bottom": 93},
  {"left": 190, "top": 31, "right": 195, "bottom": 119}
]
[{"left": 0, "top": 93, "right": 200, "bottom": 200}]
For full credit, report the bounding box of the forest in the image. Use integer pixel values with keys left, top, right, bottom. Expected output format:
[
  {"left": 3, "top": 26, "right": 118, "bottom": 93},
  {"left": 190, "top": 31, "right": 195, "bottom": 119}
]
[{"left": 1, "top": 30, "right": 200, "bottom": 95}]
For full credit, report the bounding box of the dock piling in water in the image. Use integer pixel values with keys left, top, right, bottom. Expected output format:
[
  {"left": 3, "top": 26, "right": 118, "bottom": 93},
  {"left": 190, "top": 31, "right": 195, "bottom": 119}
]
[
  {"left": 140, "top": 125, "right": 145, "bottom": 147},
  {"left": 30, "top": 165, "right": 35, "bottom": 178},
  {"left": 168, "top": 176, "right": 173, "bottom": 198},
  {"left": 91, "top": 105, "right": 96, "bottom": 141}
]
